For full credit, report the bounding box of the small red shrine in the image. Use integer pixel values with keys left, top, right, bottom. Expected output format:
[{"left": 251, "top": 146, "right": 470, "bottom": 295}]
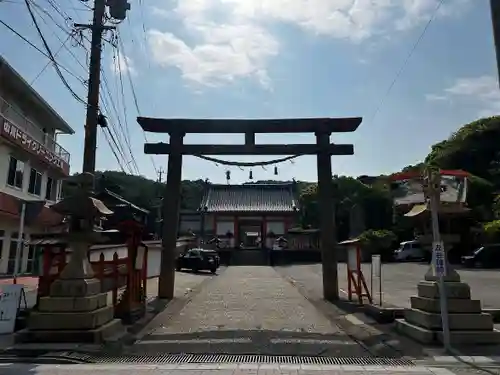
[{"left": 199, "top": 183, "right": 300, "bottom": 249}]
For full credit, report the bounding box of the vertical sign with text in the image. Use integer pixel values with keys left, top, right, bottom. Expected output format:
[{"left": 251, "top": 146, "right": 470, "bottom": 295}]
[{"left": 433, "top": 241, "right": 446, "bottom": 277}]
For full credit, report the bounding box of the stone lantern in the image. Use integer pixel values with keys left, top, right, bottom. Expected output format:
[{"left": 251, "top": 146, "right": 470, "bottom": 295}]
[{"left": 16, "top": 173, "right": 127, "bottom": 344}]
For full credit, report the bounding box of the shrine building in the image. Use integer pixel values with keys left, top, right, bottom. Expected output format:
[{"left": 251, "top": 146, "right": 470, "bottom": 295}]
[{"left": 198, "top": 183, "right": 299, "bottom": 249}]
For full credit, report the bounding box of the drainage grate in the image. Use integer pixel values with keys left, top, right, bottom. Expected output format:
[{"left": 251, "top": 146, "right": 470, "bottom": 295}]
[{"left": 42, "top": 352, "right": 415, "bottom": 366}]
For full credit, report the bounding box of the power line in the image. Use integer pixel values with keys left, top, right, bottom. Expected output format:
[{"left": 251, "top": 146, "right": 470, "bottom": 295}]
[
  {"left": 116, "top": 32, "right": 140, "bottom": 114},
  {"left": 24, "top": 0, "right": 87, "bottom": 105},
  {"left": 36, "top": 0, "right": 136, "bottom": 173},
  {"left": 0, "top": 18, "right": 86, "bottom": 83},
  {"left": 99, "top": 67, "right": 140, "bottom": 174},
  {"left": 32, "top": 0, "right": 73, "bottom": 35},
  {"left": 30, "top": 34, "right": 71, "bottom": 84},
  {"left": 100, "top": 69, "right": 139, "bottom": 174},
  {"left": 368, "top": 0, "right": 445, "bottom": 124},
  {"left": 5, "top": 0, "right": 136, "bottom": 175},
  {"left": 102, "top": 127, "right": 126, "bottom": 172},
  {"left": 116, "top": 30, "right": 158, "bottom": 174},
  {"left": 113, "top": 46, "right": 140, "bottom": 173},
  {"left": 99, "top": 88, "right": 136, "bottom": 173},
  {"left": 29, "top": 2, "right": 89, "bottom": 78}
]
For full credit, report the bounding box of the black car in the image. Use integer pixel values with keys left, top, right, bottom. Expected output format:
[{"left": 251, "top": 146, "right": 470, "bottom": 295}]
[
  {"left": 461, "top": 244, "right": 500, "bottom": 268},
  {"left": 176, "top": 248, "right": 220, "bottom": 273}
]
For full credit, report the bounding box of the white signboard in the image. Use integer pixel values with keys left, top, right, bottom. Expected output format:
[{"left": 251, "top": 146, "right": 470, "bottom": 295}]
[
  {"left": 371, "top": 255, "right": 381, "bottom": 278},
  {"left": 0, "top": 284, "right": 23, "bottom": 334},
  {"left": 347, "top": 247, "right": 358, "bottom": 271},
  {"left": 433, "top": 241, "right": 446, "bottom": 277},
  {"left": 371, "top": 254, "right": 382, "bottom": 306}
]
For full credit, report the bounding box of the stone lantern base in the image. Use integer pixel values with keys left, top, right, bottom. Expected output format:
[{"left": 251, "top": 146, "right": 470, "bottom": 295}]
[
  {"left": 16, "top": 277, "right": 125, "bottom": 344},
  {"left": 396, "top": 273, "right": 500, "bottom": 345}
]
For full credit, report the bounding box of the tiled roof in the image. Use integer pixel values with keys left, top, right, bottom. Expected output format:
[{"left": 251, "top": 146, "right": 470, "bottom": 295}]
[
  {"left": 98, "top": 189, "right": 150, "bottom": 214},
  {"left": 199, "top": 183, "right": 298, "bottom": 213}
]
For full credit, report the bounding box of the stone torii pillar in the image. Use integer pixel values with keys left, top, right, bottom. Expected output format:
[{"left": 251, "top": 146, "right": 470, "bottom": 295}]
[
  {"left": 316, "top": 131, "right": 339, "bottom": 301},
  {"left": 158, "top": 132, "right": 184, "bottom": 299}
]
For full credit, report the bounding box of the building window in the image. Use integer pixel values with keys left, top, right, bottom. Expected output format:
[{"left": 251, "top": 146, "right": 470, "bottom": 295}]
[
  {"left": 7, "top": 232, "right": 25, "bottom": 275},
  {"left": 57, "top": 180, "right": 63, "bottom": 201},
  {"left": 45, "top": 177, "right": 56, "bottom": 201},
  {"left": 8, "top": 233, "right": 19, "bottom": 275},
  {"left": 7, "top": 157, "right": 24, "bottom": 189},
  {"left": 28, "top": 168, "right": 42, "bottom": 195},
  {"left": 26, "top": 244, "right": 36, "bottom": 274}
]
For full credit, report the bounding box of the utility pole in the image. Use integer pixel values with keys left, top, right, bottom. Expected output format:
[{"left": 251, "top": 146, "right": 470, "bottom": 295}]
[
  {"left": 76, "top": 0, "right": 129, "bottom": 174},
  {"left": 490, "top": 0, "right": 500, "bottom": 87},
  {"left": 76, "top": 0, "right": 110, "bottom": 174},
  {"left": 157, "top": 167, "right": 165, "bottom": 183}
]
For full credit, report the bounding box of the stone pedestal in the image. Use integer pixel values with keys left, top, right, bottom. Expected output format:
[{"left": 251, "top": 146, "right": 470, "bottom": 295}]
[
  {"left": 16, "top": 277, "right": 126, "bottom": 344},
  {"left": 396, "top": 278, "right": 500, "bottom": 345}
]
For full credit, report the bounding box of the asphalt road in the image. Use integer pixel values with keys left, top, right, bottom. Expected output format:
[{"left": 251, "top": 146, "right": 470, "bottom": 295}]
[{"left": 278, "top": 263, "right": 500, "bottom": 309}]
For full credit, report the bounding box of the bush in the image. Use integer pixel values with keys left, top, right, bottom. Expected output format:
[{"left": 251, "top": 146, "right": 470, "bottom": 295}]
[
  {"left": 482, "top": 220, "right": 500, "bottom": 243},
  {"left": 358, "top": 229, "right": 397, "bottom": 260}
]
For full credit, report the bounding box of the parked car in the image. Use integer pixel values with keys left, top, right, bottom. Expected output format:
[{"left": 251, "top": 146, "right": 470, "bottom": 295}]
[
  {"left": 393, "top": 240, "right": 427, "bottom": 261},
  {"left": 176, "top": 248, "right": 220, "bottom": 273},
  {"left": 461, "top": 244, "right": 500, "bottom": 268}
]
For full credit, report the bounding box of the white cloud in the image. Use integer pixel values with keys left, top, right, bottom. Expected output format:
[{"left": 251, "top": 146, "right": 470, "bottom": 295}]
[
  {"left": 394, "top": 0, "right": 469, "bottom": 30},
  {"left": 111, "top": 51, "right": 137, "bottom": 76},
  {"left": 148, "top": 0, "right": 471, "bottom": 88},
  {"left": 425, "top": 93, "right": 447, "bottom": 101},
  {"left": 148, "top": 25, "right": 278, "bottom": 88},
  {"left": 149, "top": 6, "right": 172, "bottom": 18},
  {"left": 427, "top": 75, "right": 500, "bottom": 117}
]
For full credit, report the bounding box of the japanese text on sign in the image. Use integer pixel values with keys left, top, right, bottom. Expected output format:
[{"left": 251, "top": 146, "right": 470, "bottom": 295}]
[
  {"left": 433, "top": 241, "right": 446, "bottom": 277},
  {"left": 1, "top": 118, "right": 68, "bottom": 173},
  {"left": 0, "top": 284, "right": 23, "bottom": 334}
]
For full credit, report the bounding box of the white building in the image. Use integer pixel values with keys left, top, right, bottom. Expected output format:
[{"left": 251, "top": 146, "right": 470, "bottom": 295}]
[{"left": 0, "top": 56, "right": 74, "bottom": 275}]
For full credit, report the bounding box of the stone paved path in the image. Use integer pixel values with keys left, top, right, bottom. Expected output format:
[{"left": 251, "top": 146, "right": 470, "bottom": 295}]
[{"left": 132, "top": 266, "right": 370, "bottom": 356}]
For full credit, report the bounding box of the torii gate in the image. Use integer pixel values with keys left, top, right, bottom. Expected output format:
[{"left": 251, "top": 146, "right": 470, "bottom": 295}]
[{"left": 137, "top": 117, "right": 363, "bottom": 301}]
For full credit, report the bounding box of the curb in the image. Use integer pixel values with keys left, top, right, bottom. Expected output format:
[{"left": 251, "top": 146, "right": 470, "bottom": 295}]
[
  {"left": 362, "top": 306, "right": 500, "bottom": 324},
  {"left": 363, "top": 304, "right": 406, "bottom": 324}
]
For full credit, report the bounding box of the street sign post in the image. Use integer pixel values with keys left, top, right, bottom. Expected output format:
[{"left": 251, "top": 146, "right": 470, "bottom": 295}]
[{"left": 428, "top": 169, "right": 451, "bottom": 351}]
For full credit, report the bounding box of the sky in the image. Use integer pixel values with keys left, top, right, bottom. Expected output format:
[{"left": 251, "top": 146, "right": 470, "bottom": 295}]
[{"left": 0, "top": 0, "right": 499, "bottom": 184}]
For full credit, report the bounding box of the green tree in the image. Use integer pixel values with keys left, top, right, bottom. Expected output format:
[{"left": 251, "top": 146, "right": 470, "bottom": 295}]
[
  {"left": 298, "top": 176, "right": 393, "bottom": 239},
  {"left": 426, "top": 116, "right": 500, "bottom": 184},
  {"left": 358, "top": 229, "right": 397, "bottom": 259},
  {"left": 482, "top": 220, "right": 500, "bottom": 243}
]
